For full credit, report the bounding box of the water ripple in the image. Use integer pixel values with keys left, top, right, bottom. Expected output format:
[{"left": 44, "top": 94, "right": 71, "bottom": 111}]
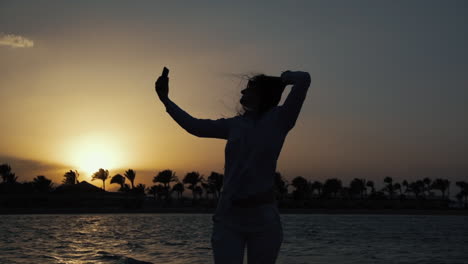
[{"left": 0, "top": 214, "right": 467, "bottom": 263}]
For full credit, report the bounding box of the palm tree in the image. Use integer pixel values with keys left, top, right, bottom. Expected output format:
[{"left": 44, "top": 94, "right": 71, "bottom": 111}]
[
  {"left": 323, "top": 178, "right": 342, "bottom": 198},
  {"left": 124, "top": 169, "right": 136, "bottom": 189},
  {"left": 366, "top": 180, "right": 375, "bottom": 195},
  {"left": 33, "top": 175, "right": 53, "bottom": 192},
  {"left": 291, "top": 176, "right": 309, "bottom": 200},
  {"left": 402, "top": 180, "right": 410, "bottom": 195},
  {"left": 409, "top": 180, "right": 424, "bottom": 198},
  {"left": 121, "top": 184, "right": 131, "bottom": 192},
  {"left": 431, "top": 178, "right": 450, "bottom": 199},
  {"left": 147, "top": 185, "right": 158, "bottom": 200},
  {"left": 0, "top": 164, "right": 17, "bottom": 184},
  {"left": 92, "top": 168, "right": 109, "bottom": 191},
  {"left": 383, "top": 176, "right": 394, "bottom": 199},
  {"left": 172, "top": 182, "right": 185, "bottom": 200},
  {"left": 5, "top": 172, "right": 17, "bottom": 184},
  {"left": 194, "top": 186, "right": 203, "bottom": 199},
  {"left": 394, "top": 183, "right": 402, "bottom": 197},
  {"left": 153, "top": 170, "right": 178, "bottom": 199},
  {"left": 148, "top": 185, "right": 165, "bottom": 200},
  {"left": 183, "top": 171, "right": 203, "bottom": 200},
  {"left": 310, "top": 181, "right": 323, "bottom": 197},
  {"left": 350, "top": 178, "right": 366, "bottom": 199},
  {"left": 110, "top": 174, "right": 126, "bottom": 191},
  {"left": 134, "top": 183, "right": 146, "bottom": 195},
  {"left": 207, "top": 172, "right": 224, "bottom": 200},
  {"left": 455, "top": 181, "right": 468, "bottom": 207},
  {"left": 0, "top": 163, "right": 12, "bottom": 183},
  {"left": 201, "top": 182, "right": 215, "bottom": 199},
  {"left": 274, "top": 172, "right": 288, "bottom": 201},
  {"left": 423, "top": 177, "right": 432, "bottom": 196},
  {"left": 63, "top": 170, "right": 79, "bottom": 185}
]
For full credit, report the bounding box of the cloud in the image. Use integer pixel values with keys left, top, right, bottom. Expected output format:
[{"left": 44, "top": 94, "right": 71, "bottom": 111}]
[
  {"left": 0, "top": 33, "right": 34, "bottom": 48},
  {"left": 0, "top": 155, "right": 70, "bottom": 183}
]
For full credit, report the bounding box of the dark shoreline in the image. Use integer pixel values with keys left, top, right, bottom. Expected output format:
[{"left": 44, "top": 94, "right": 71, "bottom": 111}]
[{"left": 1, "top": 207, "right": 467, "bottom": 216}]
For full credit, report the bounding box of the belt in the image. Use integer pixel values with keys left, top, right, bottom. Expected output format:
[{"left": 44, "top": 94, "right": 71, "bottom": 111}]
[{"left": 231, "top": 189, "right": 276, "bottom": 208}]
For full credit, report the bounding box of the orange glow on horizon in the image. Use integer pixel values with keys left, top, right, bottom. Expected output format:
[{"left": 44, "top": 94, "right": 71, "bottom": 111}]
[{"left": 65, "top": 134, "right": 124, "bottom": 179}]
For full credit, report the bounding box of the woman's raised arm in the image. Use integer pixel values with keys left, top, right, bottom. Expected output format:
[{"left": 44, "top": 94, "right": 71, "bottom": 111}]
[
  {"left": 155, "top": 69, "right": 231, "bottom": 139},
  {"left": 278, "top": 71, "right": 311, "bottom": 131},
  {"left": 164, "top": 99, "right": 231, "bottom": 139}
]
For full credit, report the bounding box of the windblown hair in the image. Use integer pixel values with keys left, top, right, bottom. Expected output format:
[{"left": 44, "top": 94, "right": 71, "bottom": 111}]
[{"left": 240, "top": 74, "right": 287, "bottom": 115}]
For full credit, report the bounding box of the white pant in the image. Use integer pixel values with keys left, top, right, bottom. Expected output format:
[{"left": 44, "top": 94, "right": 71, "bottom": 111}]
[{"left": 211, "top": 219, "right": 283, "bottom": 264}]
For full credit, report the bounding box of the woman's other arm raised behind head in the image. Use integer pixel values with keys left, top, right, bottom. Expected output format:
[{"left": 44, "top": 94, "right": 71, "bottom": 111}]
[
  {"left": 278, "top": 71, "right": 311, "bottom": 131},
  {"left": 164, "top": 99, "right": 231, "bottom": 139}
]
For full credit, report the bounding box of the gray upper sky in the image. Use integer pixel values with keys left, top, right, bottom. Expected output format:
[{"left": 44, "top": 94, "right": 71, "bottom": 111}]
[{"left": 1, "top": 1, "right": 467, "bottom": 187}]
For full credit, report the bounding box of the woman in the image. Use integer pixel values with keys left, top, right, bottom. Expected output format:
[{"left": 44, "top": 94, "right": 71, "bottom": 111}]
[{"left": 155, "top": 68, "right": 311, "bottom": 264}]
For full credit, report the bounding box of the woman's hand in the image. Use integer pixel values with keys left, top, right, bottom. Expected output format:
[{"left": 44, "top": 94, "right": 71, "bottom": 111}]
[
  {"left": 280, "top": 70, "right": 294, "bottom": 85},
  {"left": 155, "top": 69, "right": 169, "bottom": 104},
  {"left": 281, "top": 70, "right": 310, "bottom": 85}
]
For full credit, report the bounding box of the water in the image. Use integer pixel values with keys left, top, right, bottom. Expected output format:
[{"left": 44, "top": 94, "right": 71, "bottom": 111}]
[{"left": 0, "top": 214, "right": 467, "bottom": 264}]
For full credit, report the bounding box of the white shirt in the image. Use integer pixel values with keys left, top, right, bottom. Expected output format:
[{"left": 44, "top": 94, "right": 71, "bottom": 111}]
[{"left": 164, "top": 72, "right": 311, "bottom": 227}]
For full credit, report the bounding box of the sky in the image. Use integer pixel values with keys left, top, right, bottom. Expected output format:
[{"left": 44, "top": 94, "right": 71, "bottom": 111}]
[{"left": 1, "top": 1, "right": 467, "bottom": 190}]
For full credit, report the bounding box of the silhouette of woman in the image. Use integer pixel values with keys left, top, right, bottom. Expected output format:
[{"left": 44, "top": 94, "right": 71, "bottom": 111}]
[{"left": 155, "top": 68, "right": 311, "bottom": 264}]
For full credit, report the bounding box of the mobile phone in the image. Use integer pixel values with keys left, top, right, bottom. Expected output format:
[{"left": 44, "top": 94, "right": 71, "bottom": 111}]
[{"left": 162, "top": 67, "right": 169, "bottom": 78}]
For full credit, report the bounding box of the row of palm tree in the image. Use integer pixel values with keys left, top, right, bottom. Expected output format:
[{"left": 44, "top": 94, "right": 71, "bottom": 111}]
[
  {"left": 0, "top": 163, "right": 54, "bottom": 193},
  {"left": 60, "top": 167, "right": 223, "bottom": 201},
  {"left": 104, "top": 169, "right": 146, "bottom": 194},
  {"left": 146, "top": 170, "right": 223, "bottom": 201},
  {"left": 0, "top": 164, "right": 145, "bottom": 194},
  {"left": 69, "top": 168, "right": 219, "bottom": 202},
  {"left": 1, "top": 163, "right": 467, "bottom": 207},
  {"left": 106, "top": 169, "right": 136, "bottom": 190},
  {"left": 289, "top": 175, "right": 467, "bottom": 205}
]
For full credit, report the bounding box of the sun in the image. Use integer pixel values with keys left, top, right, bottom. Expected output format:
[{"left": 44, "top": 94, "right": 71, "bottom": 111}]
[
  {"left": 75, "top": 147, "right": 117, "bottom": 175},
  {"left": 66, "top": 134, "right": 123, "bottom": 177}
]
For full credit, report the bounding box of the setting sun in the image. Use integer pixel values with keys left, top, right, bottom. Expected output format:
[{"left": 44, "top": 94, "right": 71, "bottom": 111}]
[{"left": 66, "top": 134, "right": 123, "bottom": 177}]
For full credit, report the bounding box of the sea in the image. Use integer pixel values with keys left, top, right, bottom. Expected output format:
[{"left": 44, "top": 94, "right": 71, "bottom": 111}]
[{"left": 0, "top": 213, "right": 467, "bottom": 264}]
